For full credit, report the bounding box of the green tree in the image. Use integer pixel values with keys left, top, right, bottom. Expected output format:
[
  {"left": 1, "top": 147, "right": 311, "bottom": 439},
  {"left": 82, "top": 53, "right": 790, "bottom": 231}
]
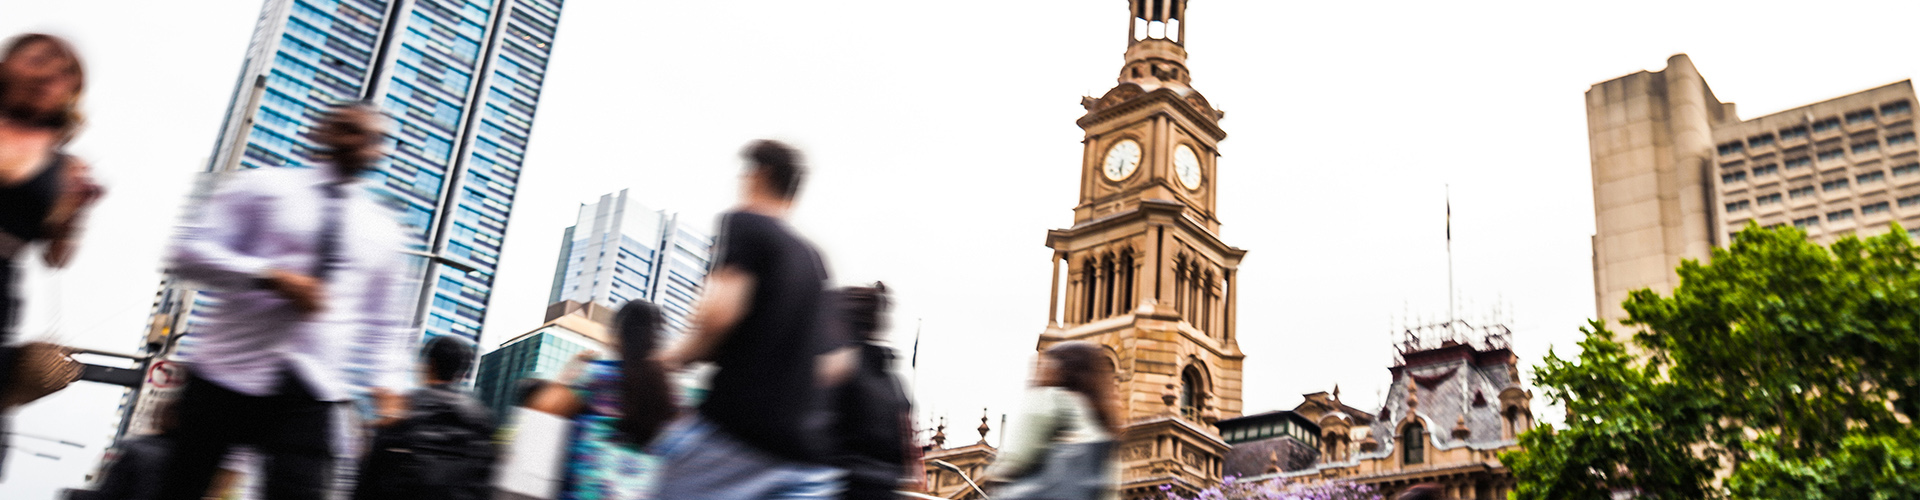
[{"left": 1504, "top": 224, "right": 1920, "bottom": 499}]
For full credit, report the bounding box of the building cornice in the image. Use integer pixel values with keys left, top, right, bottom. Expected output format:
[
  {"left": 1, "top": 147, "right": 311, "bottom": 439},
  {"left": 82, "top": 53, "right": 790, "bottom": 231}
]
[
  {"left": 1046, "top": 199, "right": 1246, "bottom": 261},
  {"left": 1078, "top": 84, "right": 1227, "bottom": 141}
]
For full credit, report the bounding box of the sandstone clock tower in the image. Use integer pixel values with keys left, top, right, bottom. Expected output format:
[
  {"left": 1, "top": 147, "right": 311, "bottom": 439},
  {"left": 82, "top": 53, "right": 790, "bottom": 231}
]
[{"left": 1034, "top": 0, "right": 1245, "bottom": 497}]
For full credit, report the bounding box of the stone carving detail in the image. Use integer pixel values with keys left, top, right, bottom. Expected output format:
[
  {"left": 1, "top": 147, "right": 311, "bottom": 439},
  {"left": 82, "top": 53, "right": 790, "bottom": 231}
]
[
  {"left": 1123, "top": 443, "right": 1153, "bottom": 461},
  {"left": 1184, "top": 92, "right": 1222, "bottom": 119},
  {"left": 1085, "top": 84, "right": 1146, "bottom": 112}
]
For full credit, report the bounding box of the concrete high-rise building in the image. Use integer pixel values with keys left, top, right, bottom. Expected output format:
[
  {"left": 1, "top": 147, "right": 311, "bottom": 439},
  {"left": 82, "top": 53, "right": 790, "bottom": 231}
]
[
  {"left": 548, "top": 189, "right": 714, "bottom": 336},
  {"left": 152, "top": 0, "right": 566, "bottom": 361},
  {"left": 1588, "top": 54, "right": 1916, "bottom": 323}
]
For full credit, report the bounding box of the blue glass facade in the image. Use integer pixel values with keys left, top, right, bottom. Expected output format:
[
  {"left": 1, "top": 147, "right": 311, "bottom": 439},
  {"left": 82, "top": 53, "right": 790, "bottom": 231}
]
[
  {"left": 174, "top": 0, "right": 566, "bottom": 357},
  {"left": 472, "top": 327, "right": 595, "bottom": 419}
]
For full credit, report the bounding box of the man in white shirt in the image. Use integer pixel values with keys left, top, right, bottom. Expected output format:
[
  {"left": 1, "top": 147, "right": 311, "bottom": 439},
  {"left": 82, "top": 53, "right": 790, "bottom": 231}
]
[{"left": 157, "top": 103, "right": 414, "bottom": 500}]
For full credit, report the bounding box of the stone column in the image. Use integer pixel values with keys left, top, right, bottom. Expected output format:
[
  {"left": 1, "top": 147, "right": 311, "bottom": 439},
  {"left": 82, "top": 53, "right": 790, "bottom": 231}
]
[
  {"left": 1175, "top": 0, "right": 1187, "bottom": 43},
  {"left": 1065, "top": 262, "right": 1082, "bottom": 326},
  {"left": 1126, "top": 0, "right": 1138, "bottom": 43},
  {"left": 1223, "top": 268, "right": 1237, "bottom": 342},
  {"left": 1047, "top": 252, "right": 1062, "bottom": 325}
]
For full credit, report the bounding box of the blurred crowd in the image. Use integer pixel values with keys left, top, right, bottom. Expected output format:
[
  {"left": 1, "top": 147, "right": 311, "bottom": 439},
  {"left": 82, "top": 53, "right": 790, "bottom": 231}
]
[{"left": 0, "top": 32, "right": 1138, "bottom": 500}]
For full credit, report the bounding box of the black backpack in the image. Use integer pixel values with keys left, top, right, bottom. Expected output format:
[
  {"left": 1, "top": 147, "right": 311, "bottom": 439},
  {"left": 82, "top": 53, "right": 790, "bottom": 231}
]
[
  {"left": 353, "top": 386, "right": 497, "bottom": 500},
  {"left": 832, "top": 342, "right": 915, "bottom": 486}
]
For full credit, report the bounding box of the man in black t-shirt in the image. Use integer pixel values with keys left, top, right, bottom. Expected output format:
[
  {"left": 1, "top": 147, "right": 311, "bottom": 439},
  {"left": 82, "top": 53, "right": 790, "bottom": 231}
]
[{"left": 656, "top": 140, "right": 845, "bottom": 499}]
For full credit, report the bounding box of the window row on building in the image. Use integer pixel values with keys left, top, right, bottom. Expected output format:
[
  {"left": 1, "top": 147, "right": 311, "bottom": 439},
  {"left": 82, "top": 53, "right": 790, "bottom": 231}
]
[
  {"left": 1716, "top": 100, "right": 1914, "bottom": 156},
  {"left": 1722, "top": 136, "right": 1915, "bottom": 184},
  {"left": 1724, "top": 149, "right": 1918, "bottom": 192}
]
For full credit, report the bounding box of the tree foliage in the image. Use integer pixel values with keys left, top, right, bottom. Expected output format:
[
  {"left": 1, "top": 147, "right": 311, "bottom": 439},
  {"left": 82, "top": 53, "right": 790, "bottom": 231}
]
[{"left": 1504, "top": 224, "right": 1920, "bottom": 499}]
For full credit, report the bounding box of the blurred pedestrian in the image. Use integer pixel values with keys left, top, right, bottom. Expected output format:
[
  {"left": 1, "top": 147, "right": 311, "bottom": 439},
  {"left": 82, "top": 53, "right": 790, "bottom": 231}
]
[
  {"left": 654, "top": 140, "right": 843, "bottom": 499},
  {"left": 157, "top": 103, "right": 413, "bottom": 500},
  {"left": 986, "top": 341, "right": 1121, "bottom": 500},
  {"left": 823, "top": 283, "right": 915, "bottom": 500},
  {"left": 94, "top": 400, "right": 177, "bottom": 500},
  {"left": 523, "top": 300, "right": 676, "bottom": 500},
  {"left": 0, "top": 32, "right": 101, "bottom": 472},
  {"left": 354, "top": 336, "right": 496, "bottom": 500}
]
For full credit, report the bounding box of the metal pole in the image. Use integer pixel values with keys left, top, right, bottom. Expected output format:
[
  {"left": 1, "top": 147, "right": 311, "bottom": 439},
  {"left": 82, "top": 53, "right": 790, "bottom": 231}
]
[
  {"left": 933, "top": 460, "right": 991, "bottom": 500},
  {"left": 8, "top": 433, "right": 84, "bottom": 448}
]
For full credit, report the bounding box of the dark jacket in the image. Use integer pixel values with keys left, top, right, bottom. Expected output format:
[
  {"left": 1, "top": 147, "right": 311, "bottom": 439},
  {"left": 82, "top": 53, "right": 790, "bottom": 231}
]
[
  {"left": 94, "top": 434, "right": 171, "bottom": 500},
  {"left": 354, "top": 385, "right": 497, "bottom": 500},
  {"left": 832, "top": 342, "right": 914, "bottom": 486}
]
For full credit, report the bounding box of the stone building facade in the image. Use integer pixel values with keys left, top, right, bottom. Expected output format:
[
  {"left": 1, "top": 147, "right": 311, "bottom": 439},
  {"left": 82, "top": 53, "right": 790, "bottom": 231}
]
[
  {"left": 913, "top": 1, "right": 1244, "bottom": 496},
  {"left": 1589, "top": 54, "right": 1919, "bottom": 323},
  {"left": 1026, "top": 0, "right": 1248, "bottom": 497},
  {"left": 918, "top": 417, "right": 998, "bottom": 500},
  {"left": 1274, "top": 322, "right": 1532, "bottom": 499}
]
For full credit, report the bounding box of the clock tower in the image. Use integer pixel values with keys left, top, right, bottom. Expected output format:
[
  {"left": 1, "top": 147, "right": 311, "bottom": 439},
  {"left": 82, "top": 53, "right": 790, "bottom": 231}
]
[{"left": 1036, "top": 0, "right": 1245, "bottom": 497}]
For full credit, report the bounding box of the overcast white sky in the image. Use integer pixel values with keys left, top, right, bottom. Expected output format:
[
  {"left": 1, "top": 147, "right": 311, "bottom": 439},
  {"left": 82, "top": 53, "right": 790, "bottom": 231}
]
[{"left": 4, "top": 0, "right": 1920, "bottom": 496}]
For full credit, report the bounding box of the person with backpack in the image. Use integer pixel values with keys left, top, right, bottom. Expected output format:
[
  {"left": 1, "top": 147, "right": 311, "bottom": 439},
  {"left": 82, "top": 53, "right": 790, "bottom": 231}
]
[
  {"left": 353, "top": 336, "right": 497, "bottom": 500},
  {"left": 823, "top": 283, "right": 915, "bottom": 500},
  {"left": 523, "top": 300, "right": 677, "bottom": 500}
]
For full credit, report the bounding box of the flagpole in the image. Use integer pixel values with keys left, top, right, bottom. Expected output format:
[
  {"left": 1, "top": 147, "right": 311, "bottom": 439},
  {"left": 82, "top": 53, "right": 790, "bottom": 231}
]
[
  {"left": 1447, "top": 185, "right": 1455, "bottom": 332},
  {"left": 910, "top": 318, "right": 922, "bottom": 418}
]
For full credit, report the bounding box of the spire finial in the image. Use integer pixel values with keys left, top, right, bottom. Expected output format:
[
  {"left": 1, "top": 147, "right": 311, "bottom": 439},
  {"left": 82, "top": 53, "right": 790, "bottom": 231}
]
[
  {"left": 978, "top": 408, "right": 991, "bottom": 444},
  {"left": 932, "top": 417, "right": 947, "bottom": 448}
]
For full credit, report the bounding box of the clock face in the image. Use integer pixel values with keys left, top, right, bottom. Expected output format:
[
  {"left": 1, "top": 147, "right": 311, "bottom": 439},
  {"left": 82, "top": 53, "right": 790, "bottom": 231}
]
[
  {"left": 1103, "top": 139, "right": 1142, "bottom": 181},
  {"left": 1174, "top": 144, "right": 1203, "bottom": 190}
]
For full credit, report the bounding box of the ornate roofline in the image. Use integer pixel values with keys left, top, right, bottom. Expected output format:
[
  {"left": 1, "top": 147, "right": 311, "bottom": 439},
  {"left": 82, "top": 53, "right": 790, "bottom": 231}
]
[{"left": 1077, "top": 84, "right": 1228, "bottom": 141}]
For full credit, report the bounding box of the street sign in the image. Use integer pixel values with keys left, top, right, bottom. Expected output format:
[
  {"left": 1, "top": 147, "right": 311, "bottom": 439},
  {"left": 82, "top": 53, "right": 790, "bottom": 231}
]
[
  {"left": 78, "top": 364, "right": 143, "bottom": 388},
  {"left": 147, "top": 360, "right": 183, "bottom": 389}
]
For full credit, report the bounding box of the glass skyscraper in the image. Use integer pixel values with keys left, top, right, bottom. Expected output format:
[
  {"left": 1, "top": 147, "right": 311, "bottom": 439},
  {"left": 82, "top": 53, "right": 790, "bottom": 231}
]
[
  {"left": 472, "top": 322, "right": 599, "bottom": 418},
  {"left": 162, "top": 0, "right": 565, "bottom": 360}
]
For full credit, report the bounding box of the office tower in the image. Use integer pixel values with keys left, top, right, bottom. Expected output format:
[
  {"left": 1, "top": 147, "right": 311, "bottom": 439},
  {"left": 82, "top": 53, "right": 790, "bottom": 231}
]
[
  {"left": 471, "top": 301, "right": 611, "bottom": 418},
  {"left": 1588, "top": 54, "right": 1916, "bottom": 323},
  {"left": 548, "top": 189, "right": 714, "bottom": 336},
  {"left": 160, "top": 0, "right": 565, "bottom": 355},
  {"left": 471, "top": 191, "right": 711, "bottom": 425}
]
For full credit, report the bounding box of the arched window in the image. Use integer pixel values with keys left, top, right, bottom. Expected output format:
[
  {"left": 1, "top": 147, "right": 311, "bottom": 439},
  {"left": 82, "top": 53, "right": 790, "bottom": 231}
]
[
  {"left": 1179, "top": 366, "right": 1203, "bottom": 419},
  {"left": 1101, "top": 255, "right": 1116, "bottom": 317},
  {"left": 1200, "top": 269, "right": 1215, "bottom": 334},
  {"left": 1082, "top": 258, "right": 1098, "bottom": 323},
  {"left": 1504, "top": 406, "right": 1523, "bottom": 439},
  {"left": 1402, "top": 422, "right": 1425, "bottom": 465},
  {"left": 1119, "top": 251, "right": 1135, "bottom": 314}
]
